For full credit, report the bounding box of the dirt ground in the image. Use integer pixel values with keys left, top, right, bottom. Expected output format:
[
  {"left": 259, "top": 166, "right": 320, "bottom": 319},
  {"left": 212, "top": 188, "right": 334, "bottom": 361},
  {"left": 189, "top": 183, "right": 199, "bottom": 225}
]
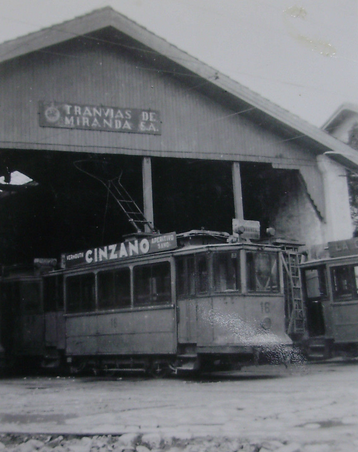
[{"left": 0, "top": 360, "right": 357, "bottom": 451}]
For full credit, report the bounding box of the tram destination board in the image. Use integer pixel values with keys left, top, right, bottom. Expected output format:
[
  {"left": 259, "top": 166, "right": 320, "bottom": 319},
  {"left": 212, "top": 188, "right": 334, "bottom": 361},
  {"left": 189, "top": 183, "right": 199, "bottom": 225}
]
[
  {"left": 62, "top": 233, "right": 177, "bottom": 268},
  {"left": 328, "top": 237, "right": 358, "bottom": 258}
]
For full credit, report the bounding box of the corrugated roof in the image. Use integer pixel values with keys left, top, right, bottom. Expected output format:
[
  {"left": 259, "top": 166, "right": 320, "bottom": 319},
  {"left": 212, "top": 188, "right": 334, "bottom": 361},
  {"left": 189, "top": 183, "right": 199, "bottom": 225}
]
[{"left": 0, "top": 6, "right": 357, "bottom": 170}]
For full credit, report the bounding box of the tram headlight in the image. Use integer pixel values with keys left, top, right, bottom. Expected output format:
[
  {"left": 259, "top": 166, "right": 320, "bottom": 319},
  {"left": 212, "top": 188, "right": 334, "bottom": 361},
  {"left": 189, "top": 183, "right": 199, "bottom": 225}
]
[{"left": 261, "top": 317, "right": 272, "bottom": 330}]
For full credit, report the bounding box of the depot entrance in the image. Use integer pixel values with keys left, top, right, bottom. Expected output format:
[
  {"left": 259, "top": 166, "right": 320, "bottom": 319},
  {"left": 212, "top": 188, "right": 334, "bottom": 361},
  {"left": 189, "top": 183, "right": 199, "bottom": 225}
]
[{"left": 0, "top": 150, "right": 299, "bottom": 265}]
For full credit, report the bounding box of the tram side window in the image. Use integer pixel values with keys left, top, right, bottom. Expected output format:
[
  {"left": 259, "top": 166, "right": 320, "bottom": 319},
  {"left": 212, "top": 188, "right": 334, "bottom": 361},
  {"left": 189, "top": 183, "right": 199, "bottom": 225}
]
[
  {"left": 247, "top": 252, "right": 279, "bottom": 293},
  {"left": 44, "top": 275, "right": 64, "bottom": 312},
  {"left": 134, "top": 262, "right": 171, "bottom": 306},
  {"left": 20, "top": 282, "right": 41, "bottom": 314},
  {"left": 66, "top": 273, "right": 95, "bottom": 313},
  {"left": 196, "top": 255, "right": 209, "bottom": 294},
  {"left": 303, "top": 267, "right": 327, "bottom": 300},
  {"left": 331, "top": 265, "right": 358, "bottom": 301},
  {"left": 213, "top": 252, "right": 241, "bottom": 292},
  {"left": 98, "top": 268, "right": 130, "bottom": 309},
  {"left": 176, "top": 257, "right": 195, "bottom": 298}
]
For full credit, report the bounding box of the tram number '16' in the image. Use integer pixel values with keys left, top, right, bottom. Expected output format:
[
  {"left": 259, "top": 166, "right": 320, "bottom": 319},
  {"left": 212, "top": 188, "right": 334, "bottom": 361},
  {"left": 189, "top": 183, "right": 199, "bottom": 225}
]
[{"left": 260, "top": 301, "right": 271, "bottom": 314}]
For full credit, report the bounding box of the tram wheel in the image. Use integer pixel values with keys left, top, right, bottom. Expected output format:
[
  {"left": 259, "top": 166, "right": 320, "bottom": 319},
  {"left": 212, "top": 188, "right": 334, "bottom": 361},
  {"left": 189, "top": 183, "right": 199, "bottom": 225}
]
[
  {"left": 149, "top": 361, "right": 170, "bottom": 378},
  {"left": 70, "top": 359, "right": 87, "bottom": 375}
]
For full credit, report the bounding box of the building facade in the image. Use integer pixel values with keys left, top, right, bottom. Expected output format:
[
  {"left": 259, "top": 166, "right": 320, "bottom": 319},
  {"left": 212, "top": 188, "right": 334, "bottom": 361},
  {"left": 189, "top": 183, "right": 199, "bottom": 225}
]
[{"left": 0, "top": 7, "right": 356, "bottom": 264}]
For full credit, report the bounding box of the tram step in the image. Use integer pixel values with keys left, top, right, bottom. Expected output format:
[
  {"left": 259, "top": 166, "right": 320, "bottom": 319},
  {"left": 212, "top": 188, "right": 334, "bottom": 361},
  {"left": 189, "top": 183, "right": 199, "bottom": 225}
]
[
  {"left": 308, "top": 353, "right": 326, "bottom": 360},
  {"left": 177, "top": 354, "right": 197, "bottom": 359},
  {"left": 175, "top": 361, "right": 196, "bottom": 371}
]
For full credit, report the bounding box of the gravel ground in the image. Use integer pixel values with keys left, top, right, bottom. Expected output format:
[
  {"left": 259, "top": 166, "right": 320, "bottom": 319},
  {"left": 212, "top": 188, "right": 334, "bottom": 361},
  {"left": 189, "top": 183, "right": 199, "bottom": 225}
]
[
  {"left": 0, "top": 432, "right": 333, "bottom": 452},
  {"left": 0, "top": 361, "right": 357, "bottom": 452}
]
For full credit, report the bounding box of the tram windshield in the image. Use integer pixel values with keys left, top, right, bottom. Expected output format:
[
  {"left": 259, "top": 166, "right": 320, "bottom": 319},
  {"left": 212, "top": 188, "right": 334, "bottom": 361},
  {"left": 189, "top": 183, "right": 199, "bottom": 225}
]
[
  {"left": 176, "top": 249, "right": 279, "bottom": 297},
  {"left": 213, "top": 251, "right": 240, "bottom": 292},
  {"left": 246, "top": 251, "right": 279, "bottom": 293}
]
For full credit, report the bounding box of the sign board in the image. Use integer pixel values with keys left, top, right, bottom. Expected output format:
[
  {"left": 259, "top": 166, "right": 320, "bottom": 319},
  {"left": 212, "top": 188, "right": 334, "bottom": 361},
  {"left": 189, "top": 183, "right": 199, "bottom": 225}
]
[
  {"left": 63, "top": 233, "right": 177, "bottom": 269},
  {"left": 232, "top": 219, "right": 260, "bottom": 240},
  {"left": 328, "top": 238, "right": 358, "bottom": 258},
  {"left": 39, "top": 101, "right": 161, "bottom": 135}
]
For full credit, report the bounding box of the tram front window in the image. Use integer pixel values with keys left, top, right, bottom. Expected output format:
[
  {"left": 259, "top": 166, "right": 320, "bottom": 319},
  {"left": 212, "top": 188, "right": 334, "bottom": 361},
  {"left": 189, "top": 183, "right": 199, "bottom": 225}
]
[
  {"left": 246, "top": 252, "right": 279, "bottom": 293},
  {"left": 213, "top": 252, "right": 240, "bottom": 292}
]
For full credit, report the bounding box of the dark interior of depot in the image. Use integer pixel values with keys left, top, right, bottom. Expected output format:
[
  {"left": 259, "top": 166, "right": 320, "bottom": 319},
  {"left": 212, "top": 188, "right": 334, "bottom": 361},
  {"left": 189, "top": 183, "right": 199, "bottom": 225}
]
[{"left": 0, "top": 150, "right": 294, "bottom": 265}]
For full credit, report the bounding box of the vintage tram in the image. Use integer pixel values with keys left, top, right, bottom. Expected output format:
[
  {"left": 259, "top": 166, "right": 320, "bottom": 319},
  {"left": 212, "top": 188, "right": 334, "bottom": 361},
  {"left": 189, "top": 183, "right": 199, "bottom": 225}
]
[
  {"left": 0, "top": 228, "right": 294, "bottom": 375},
  {"left": 300, "top": 237, "right": 358, "bottom": 359}
]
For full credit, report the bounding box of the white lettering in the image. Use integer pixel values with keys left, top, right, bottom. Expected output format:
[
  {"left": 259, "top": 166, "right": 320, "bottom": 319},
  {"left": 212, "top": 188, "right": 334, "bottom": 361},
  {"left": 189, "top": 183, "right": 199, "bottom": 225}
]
[
  {"left": 122, "top": 120, "right": 132, "bottom": 130},
  {"left": 128, "top": 240, "right": 139, "bottom": 256},
  {"left": 74, "top": 106, "right": 81, "bottom": 115},
  {"left": 85, "top": 250, "right": 93, "bottom": 263},
  {"left": 83, "top": 107, "right": 92, "bottom": 116},
  {"left": 93, "top": 107, "right": 102, "bottom": 117},
  {"left": 64, "top": 104, "right": 72, "bottom": 115},
  {"left": 103, "top": 108, "right": 114, "bottom": 118},
  {"left": 109, "top": 244, "right": 117, "bottom": 259},
  {"left": 115, "top": 109, "right": 124, "bottom": 119},
  {"left": 147, "top": 123, "right": 158, "bottom": 132},
  {"left": 125, "top": 110, "right": 132, "bottom": 119},
  {"left": 103, "top": 119, "right": 113, "bottom": 128},
  {"left": 65, "top": 116, "right": 74, "bottom": 126},
  {"left": 98, "top": 247, "right": 108, "bottom": 261},
  {"left": 91, "top": 118, "right": 101, "bottom": 127},
  {"left": 139, "top": 239, "right": 150, "bottom": 254},
  {"left": 115, "top": 119, "right": 122, "bottom": 129},
  {"left": 82, "top": 117, "right": 90, "bottom": 126},
  {"left": 119, "top": 242, "right": 128, "bottom": 258}
]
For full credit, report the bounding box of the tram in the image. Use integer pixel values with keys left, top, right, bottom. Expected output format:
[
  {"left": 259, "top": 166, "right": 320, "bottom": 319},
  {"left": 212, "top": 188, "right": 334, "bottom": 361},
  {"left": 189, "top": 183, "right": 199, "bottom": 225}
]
[
  {"left": 300, "top": 237, "right": 358, "bottom": 359},
  {"left": 0, "top": 227, "right": 294, "bottom": 375}
]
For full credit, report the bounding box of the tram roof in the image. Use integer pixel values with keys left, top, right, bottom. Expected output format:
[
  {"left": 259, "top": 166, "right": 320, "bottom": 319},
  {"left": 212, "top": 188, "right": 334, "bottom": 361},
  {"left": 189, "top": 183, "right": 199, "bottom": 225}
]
[
  {"left": 0, "top": 7, "right": 357, "bottom": 170},
  {"left": 300, "top": 253, "right": 358, "bottom": 268}
]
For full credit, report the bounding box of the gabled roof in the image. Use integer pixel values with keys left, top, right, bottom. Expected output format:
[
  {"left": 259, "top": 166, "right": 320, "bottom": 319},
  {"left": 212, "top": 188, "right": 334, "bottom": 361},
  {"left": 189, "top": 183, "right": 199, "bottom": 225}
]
[
  {"left": 1, "top": 6, "right": 358, "bottom": 171},
  {"left": 322, "top": 103, "right": 358, "bottom": 133}
]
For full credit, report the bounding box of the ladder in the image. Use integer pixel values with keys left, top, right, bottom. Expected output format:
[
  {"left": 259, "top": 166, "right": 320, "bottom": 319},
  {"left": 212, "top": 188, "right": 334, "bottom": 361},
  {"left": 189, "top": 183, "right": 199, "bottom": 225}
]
[
  {"left": 105, "top": 176, "right": 157, "bottom": 234},
  {"left": 280, "top": 249, "right": 306, "bottom": 337},
  {"left": 74, "top": 160, "right": 157, "bottom": 234}
]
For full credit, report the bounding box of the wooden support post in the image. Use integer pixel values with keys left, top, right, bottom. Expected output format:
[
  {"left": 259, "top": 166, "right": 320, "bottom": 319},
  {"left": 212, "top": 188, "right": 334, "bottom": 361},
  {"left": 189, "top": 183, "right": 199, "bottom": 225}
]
[
  {"left": 142, "top": 157, "right": 155, "bottom": 232},
  {"left": 232, "top": 162, "right": 244, "bottom": 220}
]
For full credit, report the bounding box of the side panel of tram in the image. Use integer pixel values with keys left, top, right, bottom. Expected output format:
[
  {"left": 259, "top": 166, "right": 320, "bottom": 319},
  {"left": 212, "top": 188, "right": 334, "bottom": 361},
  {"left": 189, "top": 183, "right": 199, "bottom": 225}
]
[{"left": 64, "top": 257, "right": 177, "bottom": 363}]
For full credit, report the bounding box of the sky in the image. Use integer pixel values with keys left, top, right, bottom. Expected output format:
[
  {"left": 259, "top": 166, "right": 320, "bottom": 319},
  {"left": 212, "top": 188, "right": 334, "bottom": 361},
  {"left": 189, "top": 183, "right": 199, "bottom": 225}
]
[{"left": 0, "top": 0, "right": 357, "bottom": 128}]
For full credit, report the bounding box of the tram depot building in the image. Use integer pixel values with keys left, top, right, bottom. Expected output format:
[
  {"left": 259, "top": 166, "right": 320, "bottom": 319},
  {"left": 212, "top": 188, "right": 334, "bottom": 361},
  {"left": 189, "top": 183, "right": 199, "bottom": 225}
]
[{"left": 0, "top": 7, "right": 357, "bottom": 266}]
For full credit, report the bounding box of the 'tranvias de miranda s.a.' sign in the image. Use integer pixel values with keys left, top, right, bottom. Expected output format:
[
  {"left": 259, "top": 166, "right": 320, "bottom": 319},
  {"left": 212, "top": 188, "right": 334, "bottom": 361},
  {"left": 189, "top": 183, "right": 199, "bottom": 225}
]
[{"left": 39, "top": 101, "right": 161, "bottom": 135}]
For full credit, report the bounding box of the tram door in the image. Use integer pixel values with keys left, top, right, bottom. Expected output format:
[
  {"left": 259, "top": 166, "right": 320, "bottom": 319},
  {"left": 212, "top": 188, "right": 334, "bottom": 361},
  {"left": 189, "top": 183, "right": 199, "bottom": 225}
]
[
  {"left": 43, "top": 274, "right": 65, "bottom": 352},
  {"left": 302, "top": 266, "right": 326, "bottom": 337},
  {"left": 176, "top": 256, "right": 198, "bottom": 344},
  {"left": 7, "top": 278, "right": 45, "bottom": 357}
]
